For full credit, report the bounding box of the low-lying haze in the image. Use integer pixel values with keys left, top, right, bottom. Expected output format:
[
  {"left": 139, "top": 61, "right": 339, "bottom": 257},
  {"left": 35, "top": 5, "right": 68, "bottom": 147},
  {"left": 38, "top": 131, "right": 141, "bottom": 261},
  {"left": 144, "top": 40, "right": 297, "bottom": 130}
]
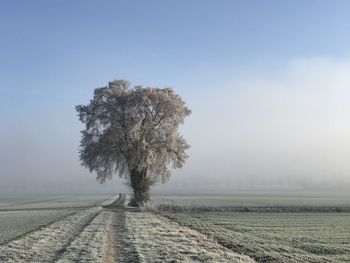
[
  {"left": 1, "top": 57, "right": 350, "bottom": 194},
  {"left": 1, "top": 1, "right": 350, "bottom": 194}
]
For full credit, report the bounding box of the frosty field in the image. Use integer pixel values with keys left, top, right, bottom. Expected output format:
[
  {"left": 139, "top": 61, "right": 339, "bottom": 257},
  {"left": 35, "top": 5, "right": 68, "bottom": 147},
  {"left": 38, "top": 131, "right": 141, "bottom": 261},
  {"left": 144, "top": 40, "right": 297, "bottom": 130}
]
[
  {"left": 0, "top": 193, "right": 349, "bottom": 262},
  {"left": 0, "top": 194, "right": 112, "bottom": 211},
  {"left": 0, "top": 194, "right": 256, "bottom": 262},
  {"left": 153, "top": 192, "right": 350, "bottom": 212},
  {"left": 0, "top": 194, "right": 112, "bottom": 244},
  {"left": 154, "top": 192, "right": 350, "bottom": 263},
  {"left": 162, "top": 212, "right": 350, "bottom": 263},
  {"left": 0, "top": 208, "right": 77, "bottom": 244}
]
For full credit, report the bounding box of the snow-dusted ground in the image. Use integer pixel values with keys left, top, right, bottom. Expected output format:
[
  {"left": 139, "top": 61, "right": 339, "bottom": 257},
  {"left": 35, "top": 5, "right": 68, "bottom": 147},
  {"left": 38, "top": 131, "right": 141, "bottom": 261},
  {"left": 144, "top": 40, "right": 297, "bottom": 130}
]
[
  {"left": 0, "top": 194, "right": 113, "bottom": 211},
  {"left": 0, "top": 208, "right": 101, "bottom": 262},
  {"left": 0, "top": 209, "right": 77, "bottom": 244},
  {"left": 0, "top": 194, "right": 256, "bottom": 263},
  {"left": 124, "top": 212, "right": 255, "bottom": 263},
  {"left": 56, "top": 211, "right": 115, "bottom": 263},
  {"left": 110, "top": 212, "right": 140, "bottom": 263},
  {"left": 0, "top": 194, "right": 115, "bottom": 245}
]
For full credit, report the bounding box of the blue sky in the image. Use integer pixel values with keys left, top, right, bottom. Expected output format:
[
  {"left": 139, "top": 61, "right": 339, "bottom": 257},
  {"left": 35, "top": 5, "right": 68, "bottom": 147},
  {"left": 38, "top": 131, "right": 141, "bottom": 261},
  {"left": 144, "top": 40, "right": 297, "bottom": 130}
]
[
  {"left": 1, "top": 1, "right": 350, "bottom": 88},
  {"left": 1, "top": 0, "right": 350, "bottom": 192},
  {"left": 2, "top": 0, "right": 350, "bottom": 93}
]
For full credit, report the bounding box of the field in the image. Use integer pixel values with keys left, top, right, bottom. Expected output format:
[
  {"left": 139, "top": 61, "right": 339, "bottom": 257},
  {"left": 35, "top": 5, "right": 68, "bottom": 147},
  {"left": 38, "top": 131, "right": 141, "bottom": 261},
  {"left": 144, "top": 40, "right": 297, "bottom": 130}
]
[
  {"left": 152, "top": 192, "right": 350, "bottom": 212},
  {"left": 161, "top": 212, "right": 350, "bottom": 263},
  {"left": 0, "top": 194, "right": 112, "bottom": 210},
  {"left": 153, "top": 192, "right": 350, "bottom": 263},
  {"left": 0, "top": 194, "right": 113, "bottom": 245},
  {"left": 0, "top": 193, "right": 254, "bottom": 262},
  {"left": 0, "top": 192, "right": 349, "bottom": 262}
]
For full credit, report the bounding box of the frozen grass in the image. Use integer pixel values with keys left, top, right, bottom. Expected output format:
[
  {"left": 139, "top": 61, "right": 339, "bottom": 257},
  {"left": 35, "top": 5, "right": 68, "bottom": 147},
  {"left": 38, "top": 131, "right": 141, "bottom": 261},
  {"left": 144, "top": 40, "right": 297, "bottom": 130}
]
[
  {"left": 56, "top": 211, "right": 115, "bottom": 263},
  {"left": 163, "top": 212, "right": 350, "bottom": 263},
  {"left": 0, "top": 194, "right": 117, "bottom": 245},
  {"left": 0, "top": 207, "right": 101, "bottom": 262},
  {"left": 112, "top": 212, "right": 140, "bottom": 263},
  {"left": 152, "top": 193, "right": 350, "bottom": 213},
  {"left": 0, "top": 194, "right": 113, "bottom": 211},
  {"left": 125, "top": 212, "right": 255, "bottom": 263},
  {"left": 0, "top": 209, "right": 77, "bottom": 244},
  {"left": 0, "top": 194, "right": 131, "bottom": 262},
  {"left": 4, "top": 193, "right": 347, "bottom": 263}
]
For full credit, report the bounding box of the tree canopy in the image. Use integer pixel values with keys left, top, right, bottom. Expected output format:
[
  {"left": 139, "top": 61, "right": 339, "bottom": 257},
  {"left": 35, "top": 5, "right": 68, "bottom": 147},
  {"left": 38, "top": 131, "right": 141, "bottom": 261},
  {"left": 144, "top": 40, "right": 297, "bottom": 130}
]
[{"left": 76, "top": 80, "right": 191, "bottom": 205}]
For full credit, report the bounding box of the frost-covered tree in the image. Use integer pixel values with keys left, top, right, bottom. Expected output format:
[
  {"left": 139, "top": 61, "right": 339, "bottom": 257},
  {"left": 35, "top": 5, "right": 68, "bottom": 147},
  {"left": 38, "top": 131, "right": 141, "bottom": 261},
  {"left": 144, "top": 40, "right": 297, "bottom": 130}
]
[{"left": 76, "top": 80, "right": 191, "bottom": 206}]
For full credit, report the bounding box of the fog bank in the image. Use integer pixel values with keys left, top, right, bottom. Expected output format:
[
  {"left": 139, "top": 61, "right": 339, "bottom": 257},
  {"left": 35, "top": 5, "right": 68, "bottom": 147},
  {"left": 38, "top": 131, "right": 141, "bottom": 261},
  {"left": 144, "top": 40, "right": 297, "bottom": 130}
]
[{"left": 1, "top": 57, "right": 350, "bottom": 194}]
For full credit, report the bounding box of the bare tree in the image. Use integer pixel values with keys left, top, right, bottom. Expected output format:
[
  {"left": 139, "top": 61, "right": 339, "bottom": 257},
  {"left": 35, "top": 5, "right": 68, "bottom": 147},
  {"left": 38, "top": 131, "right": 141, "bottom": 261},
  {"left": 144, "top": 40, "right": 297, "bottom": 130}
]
[{"left": 76, "top": 80, "right": 191, "bottom": 206}]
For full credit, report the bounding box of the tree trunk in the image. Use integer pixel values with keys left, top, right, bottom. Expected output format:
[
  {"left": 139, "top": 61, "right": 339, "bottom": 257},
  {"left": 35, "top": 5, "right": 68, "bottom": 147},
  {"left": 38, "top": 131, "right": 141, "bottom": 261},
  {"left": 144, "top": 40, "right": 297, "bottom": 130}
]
[{"left": 129, "top": 168, "right": 151, "bottom": 206}]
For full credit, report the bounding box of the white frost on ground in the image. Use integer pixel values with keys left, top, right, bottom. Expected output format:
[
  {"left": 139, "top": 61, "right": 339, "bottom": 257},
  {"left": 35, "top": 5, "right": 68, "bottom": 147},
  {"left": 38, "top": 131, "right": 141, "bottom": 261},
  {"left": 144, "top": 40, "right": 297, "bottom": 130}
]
[
  {"left": 111, "top": 212, "right": 140, "bottom": 263},
  {"left": 0, "top": 207, "right": 101, "bottom": 263},
  {"left": 0, "top": 209, "right": 77, "bottom": 244},
  {"left": 125, "top": 212, "right": 255, "bottom": 263},
  {"left": 0, "top": 195, "right": 113, "bottom": 211},
  {"left": 0, "top": 201, "right": 255, "bottom": 263},
  {"left": 56, "top": 211, "right": 115, "bottom": 263}
]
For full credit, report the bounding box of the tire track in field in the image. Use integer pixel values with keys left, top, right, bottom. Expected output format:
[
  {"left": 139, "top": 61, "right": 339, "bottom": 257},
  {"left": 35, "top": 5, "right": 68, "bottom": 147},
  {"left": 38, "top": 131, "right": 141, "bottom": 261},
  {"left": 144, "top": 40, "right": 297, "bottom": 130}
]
[
  {"left": 0, "top": 194, "right": 125, "bottom": 263},
  {"left": 0, "top": 209, "right": 78, "bottom": 246},
  {"left": 113, "top": 212, "right": 141, "bottom": 263},
  {"left": 103, "top": 194, "right": 141, "bottom": 263},
  {"left": 55, "top": 211, "right": 115, "bottom": 263},
  {"left": 53, "top": 211, "right": 101, "bottom": 262},
  {"left": 56, "top": 194, "right": 139, "bottom": 263},
  {"left": 0, "top": 208, "right": 101, "bottom": 263}
]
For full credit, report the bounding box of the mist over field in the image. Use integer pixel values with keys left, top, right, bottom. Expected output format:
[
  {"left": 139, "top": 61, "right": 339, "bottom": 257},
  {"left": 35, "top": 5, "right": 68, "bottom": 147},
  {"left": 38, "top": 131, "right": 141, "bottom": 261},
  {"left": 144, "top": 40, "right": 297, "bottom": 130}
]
[
  {"left": 1, "top": 1, "right": 350, "bottom": 196},
  {"left": 1, "top": 57, "right": 350, "bottom": 194},
  {"left": 2, "top": 2, "right": 350, "bottom": 262},
  {"left": 171, "top": 57, "right": 350, "bottom": 192}
]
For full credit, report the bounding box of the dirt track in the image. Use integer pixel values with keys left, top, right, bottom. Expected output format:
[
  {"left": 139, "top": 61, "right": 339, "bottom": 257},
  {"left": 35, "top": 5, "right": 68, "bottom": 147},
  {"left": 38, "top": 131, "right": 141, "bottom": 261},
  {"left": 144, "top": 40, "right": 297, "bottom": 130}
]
[
  {"left": 0, "top": 195, "right": 255, "bottom": 263},
  {"left": 0, "top": 195, "right": 128, "bottom": 263}
]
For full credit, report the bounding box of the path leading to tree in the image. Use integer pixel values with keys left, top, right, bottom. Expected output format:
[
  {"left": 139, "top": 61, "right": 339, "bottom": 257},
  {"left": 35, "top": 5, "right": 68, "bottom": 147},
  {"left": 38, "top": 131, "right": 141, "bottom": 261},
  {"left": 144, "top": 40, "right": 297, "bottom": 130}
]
[{"left": 0, "top": 195, "right": 255, "bottom": 262}]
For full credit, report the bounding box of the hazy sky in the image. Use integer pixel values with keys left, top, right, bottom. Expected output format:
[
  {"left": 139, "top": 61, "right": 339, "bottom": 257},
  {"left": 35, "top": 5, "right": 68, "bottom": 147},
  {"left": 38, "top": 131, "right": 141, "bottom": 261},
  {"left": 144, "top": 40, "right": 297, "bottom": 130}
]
[{"left": 1, "top": 0, "right": 350, "bottom": 193}]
